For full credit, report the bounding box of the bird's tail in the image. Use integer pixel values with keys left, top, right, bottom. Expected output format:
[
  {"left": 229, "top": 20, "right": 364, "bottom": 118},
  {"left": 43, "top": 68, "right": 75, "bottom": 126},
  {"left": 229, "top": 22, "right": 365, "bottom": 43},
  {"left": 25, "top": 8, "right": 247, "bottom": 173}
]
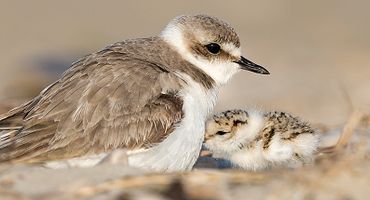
[{"left": 0, "top": 99, "right": 37, "bottom": 162}]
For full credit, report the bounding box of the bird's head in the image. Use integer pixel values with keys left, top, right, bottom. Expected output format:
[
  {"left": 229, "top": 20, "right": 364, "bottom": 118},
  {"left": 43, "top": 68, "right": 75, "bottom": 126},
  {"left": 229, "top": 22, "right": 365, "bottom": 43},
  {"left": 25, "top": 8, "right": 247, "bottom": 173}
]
[
  {"left": 204, "top": 109, "right": 265, "bottom": 155},
  {"left": 161, "top": 15, "right": 269, "bottom": 86}
]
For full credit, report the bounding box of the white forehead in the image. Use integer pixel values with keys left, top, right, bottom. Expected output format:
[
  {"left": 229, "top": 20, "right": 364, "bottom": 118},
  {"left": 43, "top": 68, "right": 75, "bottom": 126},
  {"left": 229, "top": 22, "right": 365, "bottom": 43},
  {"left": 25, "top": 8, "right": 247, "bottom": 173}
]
[{"left": 222, "top": 43, "right": 241, "bottom": 57}]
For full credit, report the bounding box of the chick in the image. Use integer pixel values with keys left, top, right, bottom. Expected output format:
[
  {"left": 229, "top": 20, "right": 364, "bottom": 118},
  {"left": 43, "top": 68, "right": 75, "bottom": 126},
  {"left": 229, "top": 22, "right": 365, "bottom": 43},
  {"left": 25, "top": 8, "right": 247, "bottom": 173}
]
[{"left": 204, "top": 109, "right": 319, "bottom": 171}]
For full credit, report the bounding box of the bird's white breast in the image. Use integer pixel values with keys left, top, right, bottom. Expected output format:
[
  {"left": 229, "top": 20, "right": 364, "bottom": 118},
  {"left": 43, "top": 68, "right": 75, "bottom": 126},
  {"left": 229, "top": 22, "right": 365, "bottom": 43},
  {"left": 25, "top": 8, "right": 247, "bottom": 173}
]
[{"left": 127, "top": 73, "right": 218, "bottom": 172}]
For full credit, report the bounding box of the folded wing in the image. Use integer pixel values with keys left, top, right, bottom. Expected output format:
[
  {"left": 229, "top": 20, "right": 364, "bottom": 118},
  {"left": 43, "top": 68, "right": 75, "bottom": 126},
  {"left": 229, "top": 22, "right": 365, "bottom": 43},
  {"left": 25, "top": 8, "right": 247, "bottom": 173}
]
[{"left": 0, "top": 48, "right": 183, "bottom": 163}]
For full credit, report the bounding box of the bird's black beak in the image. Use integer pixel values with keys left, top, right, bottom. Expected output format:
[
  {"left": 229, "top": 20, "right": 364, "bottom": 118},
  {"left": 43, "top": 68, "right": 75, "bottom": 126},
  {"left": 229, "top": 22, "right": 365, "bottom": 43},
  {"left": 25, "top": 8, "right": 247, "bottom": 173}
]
[{"left": 234, "top": 56, "right": 270, "bottom": 75}]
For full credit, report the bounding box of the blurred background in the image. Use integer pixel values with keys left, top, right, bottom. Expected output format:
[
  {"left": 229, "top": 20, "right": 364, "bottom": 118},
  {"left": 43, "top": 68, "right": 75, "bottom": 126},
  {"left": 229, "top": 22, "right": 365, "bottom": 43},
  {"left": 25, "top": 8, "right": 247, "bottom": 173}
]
[{"left": 0, "top": 0, "right": 369, "bottom": 126}]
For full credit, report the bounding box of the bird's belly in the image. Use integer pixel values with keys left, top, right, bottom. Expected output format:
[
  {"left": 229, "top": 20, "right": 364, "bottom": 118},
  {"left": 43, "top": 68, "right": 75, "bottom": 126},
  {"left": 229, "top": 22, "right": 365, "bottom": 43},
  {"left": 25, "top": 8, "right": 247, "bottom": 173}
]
[
  {"left": 127, "top": 120, "right": 206, "bottom": 172},
  {"left": 44, "top": 153, "right": 107, "bottom": 169}
]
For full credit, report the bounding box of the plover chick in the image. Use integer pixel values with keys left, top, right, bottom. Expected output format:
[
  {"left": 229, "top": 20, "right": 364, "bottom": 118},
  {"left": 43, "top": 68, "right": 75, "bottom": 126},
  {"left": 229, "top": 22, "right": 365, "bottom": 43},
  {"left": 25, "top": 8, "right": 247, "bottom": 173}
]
[
  {"left": 204, "top": 109, "right": 319, "bottom": 171},
  {"left": 0, "top": 15, "right": 269, "bottom": 172}
]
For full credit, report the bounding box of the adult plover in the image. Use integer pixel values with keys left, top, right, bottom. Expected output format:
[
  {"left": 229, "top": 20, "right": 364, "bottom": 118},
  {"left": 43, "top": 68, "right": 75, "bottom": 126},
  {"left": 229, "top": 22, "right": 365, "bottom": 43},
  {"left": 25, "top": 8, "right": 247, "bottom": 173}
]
[
  {"left": 0, "top": 15, "right": 269, "bottom": 172},
  {"left": 204, "top": 109, "right": 319, "bottom": 170}
]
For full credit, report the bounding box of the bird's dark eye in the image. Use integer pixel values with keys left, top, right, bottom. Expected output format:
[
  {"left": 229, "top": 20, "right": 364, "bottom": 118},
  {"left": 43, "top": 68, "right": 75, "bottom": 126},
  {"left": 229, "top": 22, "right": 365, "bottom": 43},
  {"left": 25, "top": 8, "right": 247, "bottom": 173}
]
[
  {"left": 216, "top": 131, "right": 228, "bottom": 135},
  {"left": 205, "top": 43, "right": 221, "bottom": 54}
]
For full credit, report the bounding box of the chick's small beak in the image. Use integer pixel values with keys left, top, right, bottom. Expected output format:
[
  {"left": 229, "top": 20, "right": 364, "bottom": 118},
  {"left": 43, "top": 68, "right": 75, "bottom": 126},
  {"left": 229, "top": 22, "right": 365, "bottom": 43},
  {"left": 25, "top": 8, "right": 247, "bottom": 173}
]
[{"left": 234, "top": 56, "right": 270, "bottom": 75}]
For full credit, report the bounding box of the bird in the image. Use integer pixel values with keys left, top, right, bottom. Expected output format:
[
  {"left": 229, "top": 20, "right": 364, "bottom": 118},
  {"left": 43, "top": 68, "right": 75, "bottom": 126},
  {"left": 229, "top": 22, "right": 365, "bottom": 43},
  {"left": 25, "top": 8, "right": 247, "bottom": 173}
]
[
  {"left": 0, "top": 15, "right": 269, "bottom": 172},
  {"left": 203, "top": 109, "right": 319, "bottom": 171}
]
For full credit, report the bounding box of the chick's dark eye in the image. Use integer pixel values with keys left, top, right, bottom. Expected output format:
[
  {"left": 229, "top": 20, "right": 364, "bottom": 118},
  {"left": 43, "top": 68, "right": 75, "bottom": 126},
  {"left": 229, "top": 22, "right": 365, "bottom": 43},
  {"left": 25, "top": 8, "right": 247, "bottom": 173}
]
[
  {"left": 205, "top": 43, "right": 221, "bottom": 54},
  {"left": 216, "top": 131, "right": 228, "bottom": 136}
]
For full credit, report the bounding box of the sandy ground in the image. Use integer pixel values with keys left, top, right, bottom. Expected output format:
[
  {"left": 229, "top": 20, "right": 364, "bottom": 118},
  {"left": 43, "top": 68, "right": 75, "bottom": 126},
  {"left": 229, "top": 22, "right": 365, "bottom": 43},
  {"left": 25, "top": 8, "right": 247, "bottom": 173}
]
[
  {"left": 0, "top": 1, "right": 370, "bottom": 199},
  {"left": 0, "top": 114, "right": 369, "bottom": 200},
  {"left": 0, "top": 0, "right": 369, "bottom": 126}
]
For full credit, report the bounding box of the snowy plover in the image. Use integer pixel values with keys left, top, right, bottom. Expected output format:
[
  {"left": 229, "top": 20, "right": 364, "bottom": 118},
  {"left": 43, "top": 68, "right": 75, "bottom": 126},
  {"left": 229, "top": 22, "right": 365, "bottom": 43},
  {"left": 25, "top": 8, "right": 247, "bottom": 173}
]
[
  {"left": 0, "top": 15, "right": 269, "bottom": 172},
  {"left": 204, "top": 109, "right": 319, "bottom": 170}
]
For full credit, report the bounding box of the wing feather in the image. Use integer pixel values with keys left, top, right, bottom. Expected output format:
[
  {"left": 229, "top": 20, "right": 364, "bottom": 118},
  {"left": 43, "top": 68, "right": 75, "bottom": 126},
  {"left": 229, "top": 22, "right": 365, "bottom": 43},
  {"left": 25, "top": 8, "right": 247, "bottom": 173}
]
[{"left": 0, "top": 47, "right": 184, "bottom": 163}]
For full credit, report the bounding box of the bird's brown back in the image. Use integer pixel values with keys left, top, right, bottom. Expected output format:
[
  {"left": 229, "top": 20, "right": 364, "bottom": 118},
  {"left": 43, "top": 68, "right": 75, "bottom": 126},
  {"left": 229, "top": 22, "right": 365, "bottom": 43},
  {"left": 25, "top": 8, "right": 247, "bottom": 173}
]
[{"left": 0, "top": 37, "right": 216, "bottom": 164}]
